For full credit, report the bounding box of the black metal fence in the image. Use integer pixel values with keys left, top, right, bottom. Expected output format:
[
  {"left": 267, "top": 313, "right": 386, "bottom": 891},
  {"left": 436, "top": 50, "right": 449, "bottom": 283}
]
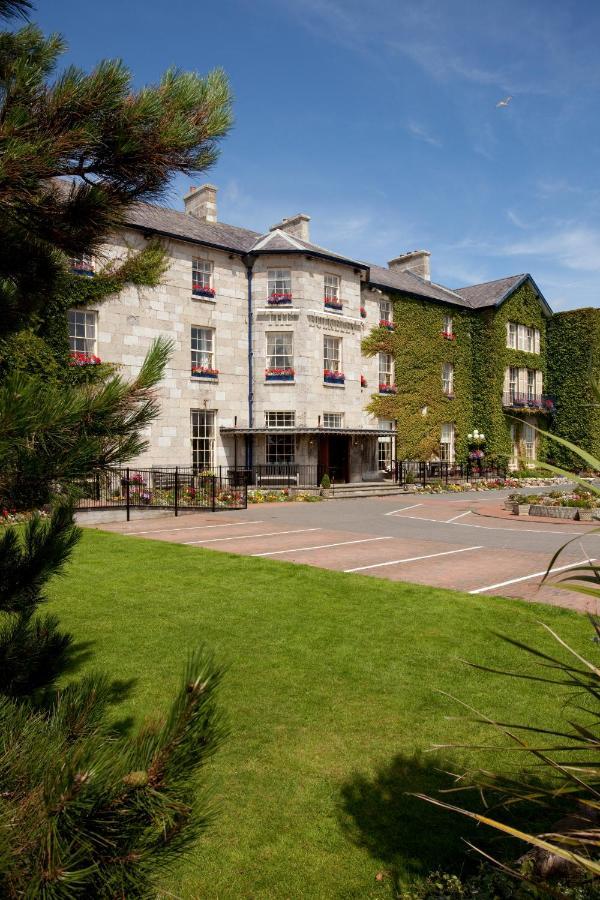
[
  {"left": 73, "top": 467, "right": 247, "bottom": 519},
  {"left": 395, "top": 460, "right": 506, "bottom": 486},
  {"left": 216, "top": 464, "right": 344, "bottom": 488}
]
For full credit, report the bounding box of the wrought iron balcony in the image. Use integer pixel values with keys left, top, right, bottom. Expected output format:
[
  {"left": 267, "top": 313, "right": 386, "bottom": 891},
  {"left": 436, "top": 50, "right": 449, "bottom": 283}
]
[{"left": 502, "top": 392, "right": 555, "bottom": 412}]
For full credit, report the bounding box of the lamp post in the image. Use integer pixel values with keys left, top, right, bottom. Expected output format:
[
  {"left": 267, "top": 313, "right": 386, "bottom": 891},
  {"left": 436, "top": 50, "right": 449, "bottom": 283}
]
[{"left": 467, "top": 428, "right": 486, "bottom": 474}]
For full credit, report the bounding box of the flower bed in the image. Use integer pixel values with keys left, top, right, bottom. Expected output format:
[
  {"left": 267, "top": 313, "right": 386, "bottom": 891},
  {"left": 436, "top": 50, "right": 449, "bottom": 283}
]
[
  {"left": 379, "top": 383, "right": 397, "bottom": 394},
  {"left": 507, "top": 489, "right": 600, "bottom": 520},
  {"left": 324, "top": 370, "right": 345, "bottom": 385},
  {"left": 192, "top": 285, "right": 216, "bottom": 298},
  {"left": 324, "top": 298, "right": 343, "bottom": 311},
  {"left": 265, "top": 367, "right": 294, "bottom": 381},
  {"left": 191, "top": 366, "right": 219, "bottom": 379},
  {"left": 248, "top": 489, "right": 321, "bottom": 504},
  {"left": 69, "top": 351, "right": 101, "bottom": 366},
  {"left": 268, "top": 293, "right": 293, "bottom": 305}
]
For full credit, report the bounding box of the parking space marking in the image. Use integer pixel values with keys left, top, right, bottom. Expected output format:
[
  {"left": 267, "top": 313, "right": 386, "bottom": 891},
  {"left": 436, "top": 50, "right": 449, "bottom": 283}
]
[
  {"left": 344, "top": 545, "right": 484, "bottom": 573},
  {"left": 469, "top": 558, "right": 597, "bottom": 595},
  {"left": 123, "top": 520, "right": 263, "bottom": 536},
  {"left": 445, "top": 511, "right": 472, "bottom": 523},
  {"left": 183, "top": 528, "right": 320, "bottom": 545},
  {"left": 253, "top": 536, "right": 393, "bottom": 558},
  {"left": 384, "top": 504, "right": 423, "bottom": 516},
  {"left": 394, "top": 514, "right": 590, "bottom": 536}
]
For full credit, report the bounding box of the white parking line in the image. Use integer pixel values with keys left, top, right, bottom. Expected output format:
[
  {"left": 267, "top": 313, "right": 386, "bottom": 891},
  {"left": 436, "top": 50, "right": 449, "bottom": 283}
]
[
  {"left": 123, "top": 520, "right": 263, "bottom": 536},
  {"left": 384, "top": 503, "right": 423, "bottom": 516},
  {"left": 183, "top": 528, "right": 320, "bottom": 545},
  {"left": 394, "top": 514, "right": 591, "bottom": 536},
  {"left": 445, "top": 511, "right": 472, "bottom": 523},
  {"left": 253, "top": 536, "right": 393, "bottom": 557},
  {"left": 469, "top": 558, "right": 597, "bottom": 594},
  {"left": 344, "top": 545, "right": 483, "bottom": 573}
]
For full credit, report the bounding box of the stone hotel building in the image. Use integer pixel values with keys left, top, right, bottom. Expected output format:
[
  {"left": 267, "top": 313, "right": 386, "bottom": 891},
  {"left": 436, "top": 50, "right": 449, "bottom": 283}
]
[{"left": 67, "top": 184, "right": 599, "bottom": 481}]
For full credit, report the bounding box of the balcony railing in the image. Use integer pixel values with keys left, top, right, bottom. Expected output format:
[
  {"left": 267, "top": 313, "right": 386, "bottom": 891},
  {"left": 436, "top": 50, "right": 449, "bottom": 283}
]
[{"left": 502, "top": 392, "right": 555, "bottom": 412}]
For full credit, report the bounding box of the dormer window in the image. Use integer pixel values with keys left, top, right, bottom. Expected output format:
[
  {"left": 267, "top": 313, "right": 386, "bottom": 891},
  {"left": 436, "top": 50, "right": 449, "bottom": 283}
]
[
  {"left": 324, "top": 274, "right": 342, "bottom": 311},
  {"left": 192, "top": 259, "right": 215, "bottom": 298}
]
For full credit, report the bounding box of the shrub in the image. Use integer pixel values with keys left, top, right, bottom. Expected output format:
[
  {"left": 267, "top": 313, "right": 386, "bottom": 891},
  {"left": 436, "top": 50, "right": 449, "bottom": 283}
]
[{"left": 320, "top": 473, "right": 331, "bottom": 490}]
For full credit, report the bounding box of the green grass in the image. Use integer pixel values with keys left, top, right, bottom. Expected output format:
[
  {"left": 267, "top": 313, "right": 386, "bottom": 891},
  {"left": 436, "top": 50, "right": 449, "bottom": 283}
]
[{"left": 48, "top": 529, "right": 589, "bottom": 899}]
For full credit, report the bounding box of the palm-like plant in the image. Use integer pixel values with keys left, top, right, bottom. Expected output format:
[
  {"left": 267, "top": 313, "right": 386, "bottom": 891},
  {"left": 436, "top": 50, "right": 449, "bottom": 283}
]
[{"left": 417, "top": 385, "right": 600, "bottom": 887}]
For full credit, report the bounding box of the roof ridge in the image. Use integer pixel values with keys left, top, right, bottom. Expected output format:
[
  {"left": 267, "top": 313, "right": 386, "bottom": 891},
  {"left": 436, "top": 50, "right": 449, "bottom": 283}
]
[{"left": 457, "top": 273, "right": 527, "bottom": 291}]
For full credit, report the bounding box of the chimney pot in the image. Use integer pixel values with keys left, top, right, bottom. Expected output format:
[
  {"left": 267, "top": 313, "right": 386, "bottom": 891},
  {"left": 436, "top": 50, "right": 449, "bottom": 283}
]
[
  {"left": 388, "top": 249, "right": 431, "bottom": 282},
  {"left": 184, "top": 183, "right": 217, "bottom": 222},
  {"left": 269, "top": 213, "right": 310, "bottom": 242}
]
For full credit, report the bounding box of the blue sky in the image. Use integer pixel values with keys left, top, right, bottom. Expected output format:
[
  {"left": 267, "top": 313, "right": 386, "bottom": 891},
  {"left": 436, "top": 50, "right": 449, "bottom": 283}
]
[{"left": 35, "top": 0, "right": 600, "bottom": 310}]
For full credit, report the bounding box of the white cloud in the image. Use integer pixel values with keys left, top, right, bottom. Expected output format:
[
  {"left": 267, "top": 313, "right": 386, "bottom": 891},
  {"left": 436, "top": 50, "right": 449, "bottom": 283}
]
[
  {"left": 506, "top": 209, "right": 529, "bottom": 229},
  {"left": 503, "top": 227, "right": 600, "bottom": 272},
  {"left": 406, "top": 121, "right": 442, "bottom": 147}
]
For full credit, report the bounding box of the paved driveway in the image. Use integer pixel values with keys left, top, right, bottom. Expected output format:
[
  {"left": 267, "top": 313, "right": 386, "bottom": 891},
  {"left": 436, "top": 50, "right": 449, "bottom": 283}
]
[{"left": 96, "top": 491, "right": 600, "bottom": 613}]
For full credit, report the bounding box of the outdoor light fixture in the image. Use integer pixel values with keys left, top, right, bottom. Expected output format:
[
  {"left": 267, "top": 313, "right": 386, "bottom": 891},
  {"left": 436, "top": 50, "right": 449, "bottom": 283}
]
[{"left": 468, "top": 428, "right": 485, "bottom": 443}]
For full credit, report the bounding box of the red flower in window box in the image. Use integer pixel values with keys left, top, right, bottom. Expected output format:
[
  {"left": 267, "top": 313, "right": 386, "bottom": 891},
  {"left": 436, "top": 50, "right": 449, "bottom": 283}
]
[
  {"left": 265, "top": 367, "right": 295, "bottom": 381},
  {"left": 69, "top": 351, "right": 101, "bottom": 366},
  {"left": 268, "top": 293, "right": 293, "bottom": 305},
  {"left": 379, "top": 320, "right": 395, "bottom": 331},
  {"left": 360, "top": 375, "right": 368, "bottom": 387},
  {"left": 191, "top": 366, "right": 219, "bottom": 378},
  {"left": 441, "top": 330, "right": 456, "bottom": 340},
  {"left": 324, "top": 369, "right": 345, "bottom": 384},
  {"left": 360, "top": 306, "right": 367, "bottom": 318},
  {"left": 324, "top": 297, "right": 343, "bottom": 310},
  {"left": 192, "top": 284, "right": 216, "bottom": 298},
  {"left": 379, "top": 383, "right": 397, "bottom": 394}
]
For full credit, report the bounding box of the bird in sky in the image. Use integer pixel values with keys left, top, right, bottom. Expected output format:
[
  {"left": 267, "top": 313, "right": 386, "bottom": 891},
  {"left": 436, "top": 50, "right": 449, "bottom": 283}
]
[{"left": 496, "top": 96, "right": 513, "bottom": 108}]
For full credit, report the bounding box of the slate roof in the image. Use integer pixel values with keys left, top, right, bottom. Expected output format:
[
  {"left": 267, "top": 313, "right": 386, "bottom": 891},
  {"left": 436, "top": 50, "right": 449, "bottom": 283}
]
[
  {"left": 122, "top": 199, "right": 551, "bottom": 313},
  {"left": 123, "top": 203, "right": 367, "bottom": 268},
  {"left": 454, "top": 274, "right": 528, "bottom": 308},
  {"left": 368, "top": 264, "right": 472, "bottom": 308}
]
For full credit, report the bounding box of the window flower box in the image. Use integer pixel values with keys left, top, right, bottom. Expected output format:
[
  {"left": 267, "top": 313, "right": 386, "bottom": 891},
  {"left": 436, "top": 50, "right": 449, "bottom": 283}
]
[
  {"left": 69, "top": 351, "right": 101, "bottom": 366},
  {"left": 379, "top": 320, "right": 395, "bottom": 331},
  {"left": 324, "top": 370, "right": 345, "bottom": 385},
  {"left": 360, "top": 375, "right": 368, "bottom": 388},
  {"left": 192, "top": 285, "right": 216, "bottom": 298},
  {"left": 265, "top": 367, "right": 295, "bottom": 381},
  {"left": 379, "top": 383, "right": 397, "bottom": 394},
  {"left": 268, "top": 293, "right": 293, "bottom": 305},
  {"left": 324, "top": 298, "right": 343, "bottom": 311},
  {"left": 191, "top": 366, "right": 219, "bottom": 379},
  {"left": 360, "top": 306, "right": 367, "bottom": 318},
  {"left": 441, "top": 330, "right": 456, "bottom": 340}
]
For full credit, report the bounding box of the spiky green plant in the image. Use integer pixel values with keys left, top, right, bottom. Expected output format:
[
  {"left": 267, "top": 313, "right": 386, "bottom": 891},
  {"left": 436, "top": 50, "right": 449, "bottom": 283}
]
[{"left": 417, "top": 384, "right": 600, "bottom": 888}]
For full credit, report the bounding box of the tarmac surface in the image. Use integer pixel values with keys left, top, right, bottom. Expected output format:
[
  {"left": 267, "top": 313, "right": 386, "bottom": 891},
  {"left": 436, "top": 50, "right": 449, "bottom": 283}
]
[{"left": 96, "top": 490, "right": 600, "bottom": 613}]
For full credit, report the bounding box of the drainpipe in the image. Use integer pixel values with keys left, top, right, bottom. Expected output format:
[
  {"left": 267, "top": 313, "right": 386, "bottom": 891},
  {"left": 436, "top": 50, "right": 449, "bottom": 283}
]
[{"left": 242, "top": 254, "right": 257, "bottom": 469}]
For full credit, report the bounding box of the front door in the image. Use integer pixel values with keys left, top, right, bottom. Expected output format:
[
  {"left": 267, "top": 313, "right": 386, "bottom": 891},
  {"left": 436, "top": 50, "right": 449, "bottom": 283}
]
[{"left": 318, "top": 435, "right": 350, "bottom": 483}]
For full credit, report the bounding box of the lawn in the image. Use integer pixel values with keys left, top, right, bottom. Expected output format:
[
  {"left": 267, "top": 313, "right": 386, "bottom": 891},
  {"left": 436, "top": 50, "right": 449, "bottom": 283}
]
[{"left": 48, "top": 528, "right": 589, "bottom": 899}]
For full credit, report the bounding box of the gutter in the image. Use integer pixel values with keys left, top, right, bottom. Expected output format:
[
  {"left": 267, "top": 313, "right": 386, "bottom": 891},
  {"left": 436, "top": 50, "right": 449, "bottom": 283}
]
[{"left": 242, "top": 253, "right": 257, "bottom": 468}]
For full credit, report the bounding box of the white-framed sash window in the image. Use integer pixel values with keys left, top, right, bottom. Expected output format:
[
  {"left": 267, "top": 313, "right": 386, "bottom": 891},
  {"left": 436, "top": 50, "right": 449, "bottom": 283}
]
[
  {"left": 323, "top": 412, "right": 343, "bottom": 428},
  {"left": 192, "top": 258, "right": 213, "bottom": 290},
  {"left": 191, "top": 326, "right": 215, "bottom": 371},
  {"left": 191, "top": 409, "right": 215, "bottom": 470},
  {"left": 440, "top": 423, "right": 455, "bottom": 463},
  {"left": 442, "top": 362, "right": 454, "bottom": 396},
  {"left": 265, "top": 411, "right": 295, "bottom": 428},
  {"left": 266, "top": 332, "right": 293, "bottom": 369},
  {"left": 268, "top": 269, "right": 292, "bottom": 297},
  {"left": 324, "top": 274, "right": 340, "bottom": 301},
  {"left": 379, "top": 298, "right": 393, "bottom": 323},
  {"left": 68, "top": 309, "right": 97, "bottom": 355},
  {"left": 324, "top": 335, "right": 342, "bottom": 372},
  {"left": 379, "top": 352, "right": 394, "bottom": 387}
]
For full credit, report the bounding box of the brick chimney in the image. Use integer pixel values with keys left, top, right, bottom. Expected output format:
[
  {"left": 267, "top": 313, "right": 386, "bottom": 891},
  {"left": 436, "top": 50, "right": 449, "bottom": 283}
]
[
  {"left": 388, "top": 250, "right": 431, "bottom": 282},
  {"left": 184, "top": 184, "right": 217, "bottom": 222},
  {"left": 269, "top": 213, "right": 310, "bottom": 242}
]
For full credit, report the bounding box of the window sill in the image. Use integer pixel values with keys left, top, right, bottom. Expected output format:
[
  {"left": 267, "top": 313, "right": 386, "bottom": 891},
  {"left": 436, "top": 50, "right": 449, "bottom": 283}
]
[
  {"left": 264, "top": 380, "right": 296, "bottom": 385},
  {"left": 190, "top": 376, "right": 218, "bottom": 383},
  {"left": 191, "top": 293, "right": 217, "bottom": 303},
  {"left": 323, "top": 381, "right": 345, "bottom": 388}
]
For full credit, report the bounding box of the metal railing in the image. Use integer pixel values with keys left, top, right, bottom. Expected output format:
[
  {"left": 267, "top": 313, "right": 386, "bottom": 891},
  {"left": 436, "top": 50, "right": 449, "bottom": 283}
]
[
  {"left": 215, "top": 464, "right": 345, "bottom": 488},
  {"left": 502, "top": 392, "right": 555, "bottom": 411},
  {"left": 73, "top": 467, "right": 247, "bottom": 519},
  {"left": 395, "top": 460, "right": 506, "bottom": 487}
]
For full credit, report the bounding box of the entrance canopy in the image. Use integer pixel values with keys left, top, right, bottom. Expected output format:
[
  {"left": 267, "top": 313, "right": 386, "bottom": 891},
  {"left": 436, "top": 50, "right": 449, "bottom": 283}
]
[{"left": 220, "top": 426, "right": 393, "bottom": 436}]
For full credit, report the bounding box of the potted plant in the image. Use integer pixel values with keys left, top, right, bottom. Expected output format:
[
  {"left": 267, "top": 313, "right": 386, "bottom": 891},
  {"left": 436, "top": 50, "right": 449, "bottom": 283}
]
[
  {"left": 192, "top": 284, "right": 216, "bottom": 299},
  {"left": 359, "top": 306, "right": 367, "bottom": 318},
  {"left": 360, "top": 375, "right": 368, "bottom": 388},
  {"left": 320, "top": 473, "right": 331, "bottom": 497},
  {"left": 324, "top": 298, "right": 343, "bottom": 311},
  {"left": 268, "top": 292, "right": 293, "bottom": 305}
]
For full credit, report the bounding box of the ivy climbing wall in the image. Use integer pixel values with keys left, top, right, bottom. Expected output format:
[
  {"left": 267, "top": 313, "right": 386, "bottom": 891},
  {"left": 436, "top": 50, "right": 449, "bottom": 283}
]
[
  {"left": 547, "top": 308, "right": 600, "bottom": 468},
  {"left": 362, "top": 293, "right": 473, "bottom": 462}
]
